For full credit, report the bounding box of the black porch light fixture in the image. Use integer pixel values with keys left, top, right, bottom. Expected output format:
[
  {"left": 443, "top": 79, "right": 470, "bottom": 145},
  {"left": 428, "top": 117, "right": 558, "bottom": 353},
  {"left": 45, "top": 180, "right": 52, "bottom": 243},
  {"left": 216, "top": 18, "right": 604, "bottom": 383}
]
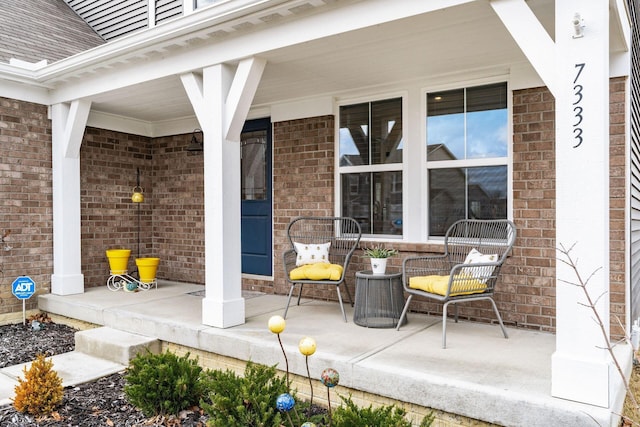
[{"left": 186, "top": 128, "right": 204, "bottom": 152}]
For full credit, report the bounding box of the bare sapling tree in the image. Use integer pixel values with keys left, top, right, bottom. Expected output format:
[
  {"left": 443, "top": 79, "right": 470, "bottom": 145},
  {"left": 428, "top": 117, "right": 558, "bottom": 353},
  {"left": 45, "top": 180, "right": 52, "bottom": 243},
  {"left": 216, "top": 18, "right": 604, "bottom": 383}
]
[{"left": 557, "top": 242, "right": 640, "bottom": 425}]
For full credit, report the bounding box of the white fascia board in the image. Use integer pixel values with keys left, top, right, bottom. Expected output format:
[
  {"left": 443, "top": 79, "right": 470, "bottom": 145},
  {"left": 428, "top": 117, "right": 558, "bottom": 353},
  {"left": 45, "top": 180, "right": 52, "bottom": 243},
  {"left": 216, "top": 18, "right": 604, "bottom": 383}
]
[
  {"left": 0, "top": 78, "right": 50, "bottom": 105},
  {"left": 88, "top": 110, "right": 208, "bottom": 138},
  {"left": 87, "top": 110, "right": 154, "bottom": 137},
  {"left": 611, "top": 50, "right": 630, "bottom": 79},
  {"left": 9, "top": 58, "right": 48, "bottom": 70},
  {"left": 151, "top": 116, "right": 201, "bottom": 137},
  {"left": 48, "top": 0, "right": 477, "bottom": 104},
  {"left": 36, "top": 0, "right": 286, "bottom": 82},
  {"left": 271, "top": 96, "right": 334, "bottom": 122}
]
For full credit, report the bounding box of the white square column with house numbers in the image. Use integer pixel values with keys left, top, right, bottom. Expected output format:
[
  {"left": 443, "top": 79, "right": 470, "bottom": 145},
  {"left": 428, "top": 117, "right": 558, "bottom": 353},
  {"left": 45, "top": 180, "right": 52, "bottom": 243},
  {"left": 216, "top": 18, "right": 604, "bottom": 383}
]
[
  {"left": 550, "top": 0, "right": 613, "bottom": 407},
  {"left": 491, "top": 0, "right": 621, "bottom": 409}
]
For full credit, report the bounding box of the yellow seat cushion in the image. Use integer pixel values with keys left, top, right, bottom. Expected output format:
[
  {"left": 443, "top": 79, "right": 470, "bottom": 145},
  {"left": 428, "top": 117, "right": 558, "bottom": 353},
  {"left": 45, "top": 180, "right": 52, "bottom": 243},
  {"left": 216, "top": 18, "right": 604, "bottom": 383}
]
[
  {"left": 290, "top": 263, "right": 344, "bottom": 281},
  {"left": 409, "top": 274, "right": 487, "bottom": 296}
]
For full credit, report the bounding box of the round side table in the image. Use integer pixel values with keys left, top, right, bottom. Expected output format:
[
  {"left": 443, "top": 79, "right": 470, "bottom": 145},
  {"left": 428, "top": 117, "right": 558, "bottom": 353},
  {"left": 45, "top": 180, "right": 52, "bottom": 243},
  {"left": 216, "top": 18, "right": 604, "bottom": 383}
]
[{"left": 353, "top": 270, "right": 407, "bottom": 328}]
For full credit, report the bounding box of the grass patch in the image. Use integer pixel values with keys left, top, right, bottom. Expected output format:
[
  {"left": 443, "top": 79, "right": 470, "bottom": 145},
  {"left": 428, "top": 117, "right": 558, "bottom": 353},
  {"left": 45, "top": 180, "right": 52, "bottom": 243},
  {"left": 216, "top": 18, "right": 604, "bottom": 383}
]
[{"left": 622, "top": 357, "right": 640, "bottom": 426}]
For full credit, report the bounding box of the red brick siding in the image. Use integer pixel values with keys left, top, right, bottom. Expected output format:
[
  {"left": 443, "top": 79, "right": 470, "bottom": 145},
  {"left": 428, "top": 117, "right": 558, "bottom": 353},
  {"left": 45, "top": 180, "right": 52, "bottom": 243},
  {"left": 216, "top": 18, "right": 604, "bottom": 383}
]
[
  {"left": 0, "top": 97, "right": 53, "bottom": 313},
  {"left": 81, "top": 130, "right": 208, "bottom": 287},
  {"left": 506, "top": 78, "right": 626, "bottom": 334},
  {"left": 610, "top": 77, "right": 627, "bottom": 337},
  {"left": 80, "top": 127, "right": 153, "bottom": 287},
  {"left": 271, "top": 116, "right": 351, "bottom": 297},
  {"left": 151, "top": 134, "right": 205, "bottom": 284},
  {"left": 509, "top": 86, "right": 557, "bottom": 331}
]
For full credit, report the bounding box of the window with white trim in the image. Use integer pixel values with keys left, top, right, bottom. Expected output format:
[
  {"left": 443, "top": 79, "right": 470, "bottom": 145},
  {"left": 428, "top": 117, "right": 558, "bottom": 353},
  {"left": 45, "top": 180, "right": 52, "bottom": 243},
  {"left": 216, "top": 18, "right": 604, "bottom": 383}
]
[
  {"left": 339, "top": 97, "right": 403, "bottom": 236},
  {"left": 427, "top": 82, "right": 508, "bottom": 237}
]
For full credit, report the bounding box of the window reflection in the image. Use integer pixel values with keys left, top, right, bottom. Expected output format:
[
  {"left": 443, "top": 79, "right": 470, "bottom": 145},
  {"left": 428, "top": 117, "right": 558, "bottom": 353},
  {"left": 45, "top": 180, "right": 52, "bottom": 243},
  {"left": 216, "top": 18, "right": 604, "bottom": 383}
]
[
  {"left": 241, "top": 131, "right": 267, "bottom": 201},
  {"left": 341, "top": 172, "right": 402, "bottom": 235},
  {"left": 427, "top": 83, "right": 507, "bottom": 161},
  {"left": 340, "top": 98, "right": 403, "bottom": 166},
  {"left": 426, "top": 82, "right": 508, "bottom": 237},
  {"left": 428, "top": 166, "right": 507, "bottom": 236}
]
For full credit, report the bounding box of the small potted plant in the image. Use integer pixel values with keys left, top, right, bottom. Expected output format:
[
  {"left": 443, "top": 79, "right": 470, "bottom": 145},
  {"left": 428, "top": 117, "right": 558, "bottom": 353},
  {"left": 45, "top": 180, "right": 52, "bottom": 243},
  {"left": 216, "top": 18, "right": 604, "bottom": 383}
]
[{"left": 363, "top": 245, "right": 398, "bottom": 275}]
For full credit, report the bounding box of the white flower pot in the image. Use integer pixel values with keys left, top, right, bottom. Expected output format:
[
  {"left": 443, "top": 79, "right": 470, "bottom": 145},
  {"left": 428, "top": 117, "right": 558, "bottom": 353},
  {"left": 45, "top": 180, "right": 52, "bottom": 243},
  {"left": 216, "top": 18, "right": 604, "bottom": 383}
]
[{"left": 370, "top": 258, "right": 387, "bottom": 275}]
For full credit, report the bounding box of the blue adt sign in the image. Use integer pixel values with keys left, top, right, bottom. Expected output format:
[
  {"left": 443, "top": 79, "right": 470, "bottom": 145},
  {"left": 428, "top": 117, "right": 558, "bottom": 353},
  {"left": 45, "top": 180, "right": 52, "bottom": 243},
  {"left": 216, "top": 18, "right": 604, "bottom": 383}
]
[{"left": 12, "top": 276, "right": 36, "bottom": 300}]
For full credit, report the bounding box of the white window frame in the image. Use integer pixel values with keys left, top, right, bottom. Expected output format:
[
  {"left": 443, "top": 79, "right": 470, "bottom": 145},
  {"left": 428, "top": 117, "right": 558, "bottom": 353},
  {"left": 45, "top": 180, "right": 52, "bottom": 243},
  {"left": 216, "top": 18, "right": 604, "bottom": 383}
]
[
  {"left": 335, "top": 92, "right": 408, "bottom": 241},
  {"left": 333, "top": 76, "right": 512, "bottom": 245},
  {"left": 422, "top": 79, "right": 513, "bottom": 241}
]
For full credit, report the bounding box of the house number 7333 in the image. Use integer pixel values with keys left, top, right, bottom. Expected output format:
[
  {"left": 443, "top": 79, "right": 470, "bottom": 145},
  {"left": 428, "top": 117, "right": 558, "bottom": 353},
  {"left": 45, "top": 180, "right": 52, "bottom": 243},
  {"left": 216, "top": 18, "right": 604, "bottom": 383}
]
[{"left": 572, "top": 63, "right": 585, "bottom": 148}]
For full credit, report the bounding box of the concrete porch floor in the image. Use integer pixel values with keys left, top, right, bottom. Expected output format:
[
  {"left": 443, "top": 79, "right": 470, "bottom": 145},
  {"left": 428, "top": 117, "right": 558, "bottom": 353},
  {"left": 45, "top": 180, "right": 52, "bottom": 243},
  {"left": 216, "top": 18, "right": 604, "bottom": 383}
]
[{"left": 38, "top": 280, "right": 628, "bottom": 427}]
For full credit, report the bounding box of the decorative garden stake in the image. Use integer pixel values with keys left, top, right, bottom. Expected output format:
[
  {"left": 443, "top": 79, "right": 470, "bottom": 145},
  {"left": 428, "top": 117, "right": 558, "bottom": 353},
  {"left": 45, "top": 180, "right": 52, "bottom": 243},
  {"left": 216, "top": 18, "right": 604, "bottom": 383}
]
[
  {"left": 268, "top": 315, "right": 290, "bottom": 389},
  {"left": 298, "top": 336, "right": 317, "bottom": 408},
  {"left": 276, "top": 392, "right": 296, "bottom": 427},
  {"left": 320, "top": 367, "right": 340, "bottom": 425}
]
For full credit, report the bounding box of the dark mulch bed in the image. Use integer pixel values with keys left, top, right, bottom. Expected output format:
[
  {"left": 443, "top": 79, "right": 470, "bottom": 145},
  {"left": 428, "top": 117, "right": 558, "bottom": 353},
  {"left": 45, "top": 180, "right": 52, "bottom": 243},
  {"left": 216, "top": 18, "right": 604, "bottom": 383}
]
[
  {"left": 0, "top": 322, "right": 76, "bottom": 369},
  {"left": 0, "top": 320, "right": 209, "bottom": 426}
]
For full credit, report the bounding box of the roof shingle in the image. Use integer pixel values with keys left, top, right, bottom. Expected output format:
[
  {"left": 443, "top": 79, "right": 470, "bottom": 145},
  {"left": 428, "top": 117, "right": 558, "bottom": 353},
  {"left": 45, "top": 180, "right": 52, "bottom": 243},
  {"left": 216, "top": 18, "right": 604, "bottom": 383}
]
[{"left": 0, "top": 0, "right": 105, "bottom": 65}]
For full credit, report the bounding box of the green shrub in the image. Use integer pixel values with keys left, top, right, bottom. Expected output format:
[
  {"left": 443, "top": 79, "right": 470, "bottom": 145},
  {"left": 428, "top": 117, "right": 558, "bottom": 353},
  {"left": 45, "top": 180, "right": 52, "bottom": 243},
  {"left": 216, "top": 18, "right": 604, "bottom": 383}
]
[
  {"left": 124, "top": 350, "right": 203, "bottom": 417},
  {"left": 200, "top": 361, "right": 289, "bottom": 427},
  {"left": 332, "top": 394, "right": 434, "bottom": 427}
]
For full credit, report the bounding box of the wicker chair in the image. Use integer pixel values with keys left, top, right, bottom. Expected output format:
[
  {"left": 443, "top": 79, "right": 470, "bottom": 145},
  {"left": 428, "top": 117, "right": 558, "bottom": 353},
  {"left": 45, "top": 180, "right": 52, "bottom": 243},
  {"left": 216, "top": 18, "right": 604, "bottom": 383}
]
[
  {"left": 283, "top": 216, "right": 362, "bottom": 322},
  {"left": 396, "top": 219, "right": 516, "bottom": 348}
]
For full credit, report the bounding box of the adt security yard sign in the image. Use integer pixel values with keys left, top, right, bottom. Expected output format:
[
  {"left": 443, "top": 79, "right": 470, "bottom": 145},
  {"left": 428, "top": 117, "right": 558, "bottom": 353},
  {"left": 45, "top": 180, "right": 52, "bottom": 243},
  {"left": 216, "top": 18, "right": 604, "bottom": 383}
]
[
  {"left": 12, "top": 276, "right": 35, "bottom": 300},
  {"left": 12, "top": 276, "right": 36, "bottom": 325}
]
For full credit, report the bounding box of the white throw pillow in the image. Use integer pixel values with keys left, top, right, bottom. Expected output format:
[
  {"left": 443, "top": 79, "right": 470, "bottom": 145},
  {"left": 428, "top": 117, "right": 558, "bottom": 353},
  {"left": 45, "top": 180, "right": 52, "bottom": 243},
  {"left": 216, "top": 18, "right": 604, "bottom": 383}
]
[
  {"left": 294, "top": 242, "right": 331, "bottom": 266},
  {"left": 463, "top": 248, "right": 498, "bottom": 283}
]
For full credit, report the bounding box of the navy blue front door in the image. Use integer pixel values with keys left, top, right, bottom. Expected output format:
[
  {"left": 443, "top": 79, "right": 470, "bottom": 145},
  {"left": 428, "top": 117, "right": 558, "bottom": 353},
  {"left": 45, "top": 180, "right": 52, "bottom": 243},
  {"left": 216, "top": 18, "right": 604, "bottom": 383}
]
[{"left": 241, "top": 118, "right": 272, "bottom": 276}]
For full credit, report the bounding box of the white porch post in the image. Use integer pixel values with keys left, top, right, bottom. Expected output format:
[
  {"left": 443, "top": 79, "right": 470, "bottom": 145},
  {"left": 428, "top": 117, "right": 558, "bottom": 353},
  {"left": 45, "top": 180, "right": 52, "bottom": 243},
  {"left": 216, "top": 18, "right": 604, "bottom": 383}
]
[
  {"left": 50, "top": 100, "right": 91, "bottom": 295},
  {"left": 551, "top": 0, "right": 611, "bottom": 407},
  {"left": 492, "top": 0, "right": 613, "bottom": 407},
  {"left": 181, "top": 57, "right": 265, "bottom": 328}
]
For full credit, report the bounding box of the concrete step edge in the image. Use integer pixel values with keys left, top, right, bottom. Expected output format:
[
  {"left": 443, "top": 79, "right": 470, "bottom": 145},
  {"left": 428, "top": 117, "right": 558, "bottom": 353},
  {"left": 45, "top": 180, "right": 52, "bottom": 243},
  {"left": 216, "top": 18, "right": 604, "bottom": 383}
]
[{"left": 75, "top": 326, "right": 161, "bottom": 365}]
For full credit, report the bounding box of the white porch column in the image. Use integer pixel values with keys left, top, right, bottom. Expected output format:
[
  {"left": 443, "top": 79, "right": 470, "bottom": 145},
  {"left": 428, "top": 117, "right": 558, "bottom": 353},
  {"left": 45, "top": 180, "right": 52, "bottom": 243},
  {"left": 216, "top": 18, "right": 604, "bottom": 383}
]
[
  {"left": 50, "top": 100, "right": 91, "bottom": 295},
  {"left": 181, "top": 57, "right": 265, "bottom": 328},
  {"left": 551, "top": 0, "right": 611, "bottom": 407},
  {"left": 492, "top": 0, "right": 614, "bottom": 407}
]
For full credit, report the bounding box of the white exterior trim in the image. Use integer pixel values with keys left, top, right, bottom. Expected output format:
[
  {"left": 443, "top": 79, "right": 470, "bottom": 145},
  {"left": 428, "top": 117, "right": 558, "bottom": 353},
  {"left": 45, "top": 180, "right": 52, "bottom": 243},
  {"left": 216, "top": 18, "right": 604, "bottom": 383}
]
[{"left": 50, "top": 100, "right": 91, "bottom": 295}]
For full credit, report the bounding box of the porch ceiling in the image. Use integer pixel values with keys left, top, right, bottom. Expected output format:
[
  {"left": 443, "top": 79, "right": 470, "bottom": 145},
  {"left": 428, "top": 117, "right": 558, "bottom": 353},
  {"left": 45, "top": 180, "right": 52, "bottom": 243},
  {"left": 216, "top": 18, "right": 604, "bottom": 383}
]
[{"left": 69, "top": 0, "right": 625, "bottom": 127}]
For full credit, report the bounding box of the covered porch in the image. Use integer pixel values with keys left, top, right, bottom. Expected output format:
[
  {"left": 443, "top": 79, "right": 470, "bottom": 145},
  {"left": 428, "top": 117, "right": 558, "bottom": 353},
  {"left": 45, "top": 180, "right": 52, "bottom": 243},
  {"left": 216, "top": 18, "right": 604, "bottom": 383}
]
[
  {"left": 38, "top": 280, "right": 628, "bottom": 427},
  {"left": 0, "top": 0, "right": 631, "bottom": 422}
]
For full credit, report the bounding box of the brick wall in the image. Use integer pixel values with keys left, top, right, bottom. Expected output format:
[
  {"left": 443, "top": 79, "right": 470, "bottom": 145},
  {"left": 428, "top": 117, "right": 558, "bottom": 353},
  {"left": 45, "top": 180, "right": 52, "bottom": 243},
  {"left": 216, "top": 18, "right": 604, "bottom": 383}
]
[
  {"left": 507, "top": 78, "right": 627, "bottom": 334},
  {"left": 271, "top": 116, "right": 350, "bottom": 298},
  {"left": 610, "top": 77, "right": 627, "bottom": 336},
  {"left": 151, "top": 134, "right": 205, "bottom": 284},
  {"left": 80, "top": 130, "right": 208, "bottom": 287},
  {"left": 80, "top": 127, "right": 153, "bottom": 286},
  {"left": 0, "top": 97, "right": 53, "bottom": 313},
  {"left": 509, "top": 86, "right": 556, "bottom": 331}
]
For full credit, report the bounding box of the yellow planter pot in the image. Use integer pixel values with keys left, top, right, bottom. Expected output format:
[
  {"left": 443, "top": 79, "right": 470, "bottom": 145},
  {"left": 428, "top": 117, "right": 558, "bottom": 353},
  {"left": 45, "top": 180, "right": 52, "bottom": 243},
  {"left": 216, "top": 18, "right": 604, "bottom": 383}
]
[
  {"left": 136, "top": 257, "right": 160, "bottom": 283},
  {"left": 106, "top": 249, "right": 131, "bottom": 275}
]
